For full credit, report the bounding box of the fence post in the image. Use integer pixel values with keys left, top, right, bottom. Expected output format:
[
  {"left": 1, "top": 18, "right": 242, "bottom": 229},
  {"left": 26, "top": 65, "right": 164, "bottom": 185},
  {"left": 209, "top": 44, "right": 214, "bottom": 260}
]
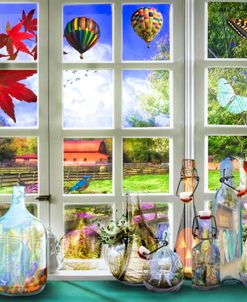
[{"left": 18, "top": 172, "right": 21, "bottom": 185}]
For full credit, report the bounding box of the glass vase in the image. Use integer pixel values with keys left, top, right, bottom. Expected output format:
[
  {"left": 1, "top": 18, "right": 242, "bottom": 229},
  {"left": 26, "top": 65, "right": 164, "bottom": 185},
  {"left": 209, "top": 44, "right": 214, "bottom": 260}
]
[
  {"left": 104, "top": 194, "right": 157, "bottom": 285},
  {"left": 0, "top": 186, "right": 47, "bottom": 296}
]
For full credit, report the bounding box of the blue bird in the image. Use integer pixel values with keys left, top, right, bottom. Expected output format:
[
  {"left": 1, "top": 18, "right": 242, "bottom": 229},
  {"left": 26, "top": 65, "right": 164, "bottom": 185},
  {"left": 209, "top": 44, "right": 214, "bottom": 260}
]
[{"left": 67, "top": 176, "right": 91, "bottom": 194}]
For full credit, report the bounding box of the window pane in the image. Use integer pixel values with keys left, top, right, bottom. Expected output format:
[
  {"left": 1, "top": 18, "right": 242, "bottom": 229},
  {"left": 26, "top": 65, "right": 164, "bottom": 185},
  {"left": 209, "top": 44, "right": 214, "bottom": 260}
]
[
  {"left": 64, "top": 138, "right": 112, "bottom": 194},
  {"left": 122, "top": 4, "right": 170, "bottom": 61},
  {"left": 63, "top": 204, "right": 112, "bottom": 270},
  {"left": 208, "top": 68, "right": 247, "bottom": 126},
  {"left": 0, "top": 3, "right": 38, "bottom": 62},
  {"left": 138, "top": 202, "right": 170, "bottom": 237},
  {"left": 123, "top": 138, "right": 169, "bottom": 193},
  {"left": 0, "top": 70, "right": 38, "bottom": 127},
  {"left": 0, "top": 137, "right": 38, "bottom": 194},
  {"left": 63, "top": 4, "right": 112, "bottom": 62},
  {"left": 122, "top": 70, "right": 170, "bottom": 128},
  {"left": 0, "top": 203, "right": 38, "bottom": 217},
  {"left": 207, "top": 136, "right": 247, "bottom": 191},
  {"left": 208, "top": 2, "right": 247, "bottom": 59},
  {"left": 63, "top": 70, "right": 113, "bottom": 129}
]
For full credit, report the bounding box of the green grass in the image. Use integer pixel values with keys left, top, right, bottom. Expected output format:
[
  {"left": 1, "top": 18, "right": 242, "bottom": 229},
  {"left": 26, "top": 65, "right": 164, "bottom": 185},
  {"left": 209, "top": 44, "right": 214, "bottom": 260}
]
[
  {"left": 123, "top": 174, "right": 169, "bottom": 193},
  {"left": 208, "top": 170, "right": 240, "bottom": 191},
  {"left": 64, "top": 179, "right": 113, "bottom": 194},
  {"left": 0, "top": 171, "right": 240, "bottom": 195},
  {"left": 0, "top": 187, "right": 13, "bottom": 194}
]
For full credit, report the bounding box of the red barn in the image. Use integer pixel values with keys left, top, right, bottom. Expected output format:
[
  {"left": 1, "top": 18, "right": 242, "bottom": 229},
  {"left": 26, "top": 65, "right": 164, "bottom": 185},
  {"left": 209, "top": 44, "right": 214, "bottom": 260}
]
[
  {"left": 15, "top": 154, "right": 38, "bottom": 166},
  {"left": 64, "top": 140, "right": 108, "bottom": 166}
]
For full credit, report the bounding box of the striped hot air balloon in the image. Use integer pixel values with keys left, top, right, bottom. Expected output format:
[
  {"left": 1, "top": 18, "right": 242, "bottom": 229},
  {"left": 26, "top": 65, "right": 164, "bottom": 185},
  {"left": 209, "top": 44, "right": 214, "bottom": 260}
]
[
  {"left": 64, "top": 17, "right": 100, "bottom": 59},
  {"left": 131, "top": 7, "right": 163, "bottom": 48}
]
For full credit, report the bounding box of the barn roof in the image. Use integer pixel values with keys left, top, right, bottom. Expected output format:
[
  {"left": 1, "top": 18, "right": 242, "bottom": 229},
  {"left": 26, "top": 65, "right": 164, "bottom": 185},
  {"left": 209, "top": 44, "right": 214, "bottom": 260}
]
[
  {"left": 64, "top": 140, "right": 105, "bottom": 153},
  {"left": 15, "top": 154, "right": 37, "bottom": 159}
]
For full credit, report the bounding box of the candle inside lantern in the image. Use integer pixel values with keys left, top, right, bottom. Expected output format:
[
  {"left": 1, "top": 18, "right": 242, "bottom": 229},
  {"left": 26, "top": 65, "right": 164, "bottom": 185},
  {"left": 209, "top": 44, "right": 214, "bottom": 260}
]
[{"left": 179, "top": 192, "right": 193, "bottom": 202}]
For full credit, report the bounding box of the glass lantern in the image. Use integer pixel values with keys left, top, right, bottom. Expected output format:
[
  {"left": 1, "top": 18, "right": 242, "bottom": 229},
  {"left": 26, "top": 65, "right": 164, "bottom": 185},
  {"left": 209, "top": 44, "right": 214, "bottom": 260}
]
[
  {"left": 142, "top": 235, "right": 184, "bottom": 292},
  {"left": 0, "top": 186, "right": 47, "bottom": 296},
  {"left": 192, "top": 210, "right": 220, "bottom": 290},
  {"left": 174, "top": 159, "right": 200, "bottom": 278}
]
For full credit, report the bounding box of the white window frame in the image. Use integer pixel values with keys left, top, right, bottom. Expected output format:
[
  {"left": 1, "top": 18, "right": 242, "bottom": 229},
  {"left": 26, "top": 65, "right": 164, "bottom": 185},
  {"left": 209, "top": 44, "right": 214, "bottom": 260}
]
[
  {"left": 0, "top": 0, "right": 50, "bottom": 226},
  {"left": 49, "top": 0, "right": 185, "bottom": 279},
  {"left": 194, "top": 0, "right": 247, "bottom": 211}
]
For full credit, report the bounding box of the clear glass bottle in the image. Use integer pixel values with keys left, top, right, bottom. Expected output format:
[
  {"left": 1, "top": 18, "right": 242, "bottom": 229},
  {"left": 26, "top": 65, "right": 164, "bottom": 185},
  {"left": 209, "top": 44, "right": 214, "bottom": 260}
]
[
  {"left": 192, "top": 210, "right": 220, "bottom": 290},
  {"left": 0, "top": 186, "right": 47, "bottom": 296},
  {"left": 142, "top": 234, "right": 184, "bottom": 292},
  {"left": 237, "top": 158, "right": 247, "bottom": 285},
  {"left": 174, "top": 159, "right": 199, "bottom": 279},
  {"left": 213, "top": 157, "right": 242, "bottom": 280},
  {"left": 105, "top": 194, "right": 157, "bottom": 285}
]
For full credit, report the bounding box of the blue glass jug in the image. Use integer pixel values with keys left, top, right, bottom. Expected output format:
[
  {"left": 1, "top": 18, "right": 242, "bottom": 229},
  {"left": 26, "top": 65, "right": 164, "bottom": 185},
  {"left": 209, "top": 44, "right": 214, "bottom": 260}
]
[{"left": 0, "top": 186, "right": 47, "bottom": 296}]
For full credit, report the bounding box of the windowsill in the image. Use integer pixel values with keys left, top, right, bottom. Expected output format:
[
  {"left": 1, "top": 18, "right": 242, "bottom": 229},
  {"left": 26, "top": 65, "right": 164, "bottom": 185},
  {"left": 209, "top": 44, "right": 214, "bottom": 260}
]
[{"left": 48, "top": 270, "right": 115, "bottom": 281}]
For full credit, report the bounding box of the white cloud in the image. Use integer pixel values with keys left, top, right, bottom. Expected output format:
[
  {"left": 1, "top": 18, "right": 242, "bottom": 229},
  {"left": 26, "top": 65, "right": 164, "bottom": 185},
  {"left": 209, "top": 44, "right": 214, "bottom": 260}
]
[
  {"left": 63, "top": 69, "right": 113, "bottom": 128},
  {"left": 63, "top": 42, "right": 112, "bottom": 62}
]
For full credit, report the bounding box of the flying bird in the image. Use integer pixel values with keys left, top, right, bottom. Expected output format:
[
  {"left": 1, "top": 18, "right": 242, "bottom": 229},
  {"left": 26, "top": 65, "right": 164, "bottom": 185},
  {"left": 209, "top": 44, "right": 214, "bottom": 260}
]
[{"left": 67, "top": 176, "right": 91, "bottom": 194}]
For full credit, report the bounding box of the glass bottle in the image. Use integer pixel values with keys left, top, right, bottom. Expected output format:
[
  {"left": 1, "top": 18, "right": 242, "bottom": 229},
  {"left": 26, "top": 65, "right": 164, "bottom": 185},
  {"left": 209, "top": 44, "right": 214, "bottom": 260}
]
[
  {"left": 105, "top": 194, "right": 157, "bottom": 285},
  {"left": 0, "top": 186, "right": 47, "bottom": 296},
  {"left": 192, "top": 210, "right": 220, "bottom": 290},
  {"left": 174, "top": 159, "right": 199, "bottom": 279},
  {"left": 237, "top": 158, "right": 247, "bottom": 285},
  {"left": 213, "top": 157, "right": 242, "bottom": 281},
  {"left": 142, "top": 233, "right": 184, "bottom": 292}
]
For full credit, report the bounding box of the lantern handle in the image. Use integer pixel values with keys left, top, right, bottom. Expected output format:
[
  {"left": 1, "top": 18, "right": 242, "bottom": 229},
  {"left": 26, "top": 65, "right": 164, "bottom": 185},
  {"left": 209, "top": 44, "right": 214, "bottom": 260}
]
[
  {"left": 192, "top": 215, "right": 217, "bottom": 240},
  {"left": 176, "top": 175, "right": 200, "bottom": 198},
  {"left": 220, "top": 172, "right": 240, "bottom": 193}
]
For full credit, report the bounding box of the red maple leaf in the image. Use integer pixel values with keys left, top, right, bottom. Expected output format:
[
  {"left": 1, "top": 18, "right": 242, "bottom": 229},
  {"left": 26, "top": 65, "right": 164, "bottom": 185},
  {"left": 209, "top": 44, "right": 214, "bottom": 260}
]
[
  {"left": 21, "top": 9, "right": 37, "bottom": 35},
  {"left": 31, "top": 45, "right": 37, "bottom": 60},
  {"left": 0, "top": 21, "right": 34, "bottom": 58},
  {"left": 0, "top": 70, "right": 37, "bottom": 122}
]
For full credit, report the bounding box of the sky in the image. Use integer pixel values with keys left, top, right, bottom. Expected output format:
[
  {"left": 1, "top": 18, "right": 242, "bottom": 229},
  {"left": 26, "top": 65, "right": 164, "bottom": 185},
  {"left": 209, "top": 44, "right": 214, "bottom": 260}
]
[
  {"left": 63, "top": 4, "right": 171, "bottom": 129},
  {"left": 63, "top": 70, "right": 113, "bottom": 129},
  {"left": 0, "top": 73, "right": 38, "bottom": 128},
  {"left": 63, "top": 3, "right": 170, "bottom": 62},
  {"left": 0, "top": 4, "right": 170, "bottom": 129}
]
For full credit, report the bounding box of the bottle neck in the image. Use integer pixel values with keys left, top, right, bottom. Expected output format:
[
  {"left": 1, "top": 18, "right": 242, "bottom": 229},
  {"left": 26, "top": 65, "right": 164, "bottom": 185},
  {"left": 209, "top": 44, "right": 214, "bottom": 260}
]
[
  {"left": 12, "top": 186, "right": 26, "bottom": 209},
  {"left": 126, "top": 194, "right": 139, "bottom": 225}
]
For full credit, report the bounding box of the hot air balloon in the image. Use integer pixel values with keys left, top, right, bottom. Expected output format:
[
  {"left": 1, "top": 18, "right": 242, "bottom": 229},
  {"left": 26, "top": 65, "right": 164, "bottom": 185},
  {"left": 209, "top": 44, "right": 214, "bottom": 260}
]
[
  {"left": 64, "top": 17, "right": 100, "bottom": 59},
  {"left": 131, "top": 7, "right": 163, "bottom": 48}
]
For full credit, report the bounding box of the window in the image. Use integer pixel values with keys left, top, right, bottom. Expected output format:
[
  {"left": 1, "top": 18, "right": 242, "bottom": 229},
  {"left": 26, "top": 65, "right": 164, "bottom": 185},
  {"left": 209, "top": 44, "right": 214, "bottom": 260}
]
[
  {"left": 3, "top": 0, "right": 244, "bottom": 279},
  {"left": 0, "top": 1, "right": 49, "bottom": 226},
  {"left": 49, "top": 0, "right": 184, "bottom": 273},
  {"left": 195, "top": 0, "right": 247, "bottom": 214}
]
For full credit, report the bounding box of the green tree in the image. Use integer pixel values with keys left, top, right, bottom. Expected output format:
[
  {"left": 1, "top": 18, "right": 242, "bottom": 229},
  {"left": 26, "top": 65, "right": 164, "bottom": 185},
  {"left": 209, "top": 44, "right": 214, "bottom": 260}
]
[
  {"left": 123, "top": 138, "right": 169, "bottom": 163},
  {"left": 126, "top": 38, "right": 170, "bottom": 127},
  {"left": 208, "top": 68, "right": 247, "bottom": 125},
  {"left": 208, "top": 136, "right": 247, "bottom": 162},
  {"left": 0, "top": 138, "right": 15, "bottom": 163},
  {"left": 208, "top": 2, "right": 247, "bottom": 58}
]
